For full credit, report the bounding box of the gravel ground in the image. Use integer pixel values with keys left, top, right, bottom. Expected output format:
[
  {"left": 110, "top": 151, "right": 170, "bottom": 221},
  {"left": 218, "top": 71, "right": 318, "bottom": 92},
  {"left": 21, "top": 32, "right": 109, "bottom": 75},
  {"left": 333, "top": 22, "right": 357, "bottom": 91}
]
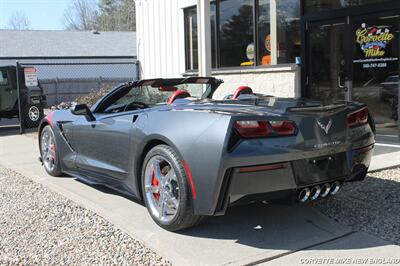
[
  {"left": 0, "top": 166, "right": 171, "bottom": 265},
  {"left": 312, "top": 167, "right": 400, "bottom": 245}
]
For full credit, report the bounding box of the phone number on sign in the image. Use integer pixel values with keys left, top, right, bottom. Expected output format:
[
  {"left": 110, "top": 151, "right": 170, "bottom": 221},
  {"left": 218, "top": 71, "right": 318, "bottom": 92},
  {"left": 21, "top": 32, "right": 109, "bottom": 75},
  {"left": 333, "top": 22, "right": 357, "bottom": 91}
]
[{"left": 362, "top": 62, "right": 387, "bottom": 68}]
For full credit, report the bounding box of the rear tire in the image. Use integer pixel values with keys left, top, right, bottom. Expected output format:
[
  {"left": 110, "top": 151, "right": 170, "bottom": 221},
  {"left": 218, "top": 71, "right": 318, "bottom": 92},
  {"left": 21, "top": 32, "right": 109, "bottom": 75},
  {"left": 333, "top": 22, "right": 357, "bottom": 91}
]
[
  {"left": 141, "top": 145, "right": 204, "bottom": 231},
  {"left": 40, "top": 125, "right": 62, "bottom": 177},
  {"left": 25, "top": 104, "right": 43, "bottom": 128}
]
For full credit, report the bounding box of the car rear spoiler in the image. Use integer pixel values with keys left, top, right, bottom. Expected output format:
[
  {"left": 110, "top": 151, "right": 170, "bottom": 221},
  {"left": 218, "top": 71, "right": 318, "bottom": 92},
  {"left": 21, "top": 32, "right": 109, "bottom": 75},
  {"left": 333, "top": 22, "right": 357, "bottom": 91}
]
[
  {"left": 137, "top": 77, "right": 223, "bottom": 87},
  {"left": 287, "top": 103, "right": 348, "bottom": 113}
]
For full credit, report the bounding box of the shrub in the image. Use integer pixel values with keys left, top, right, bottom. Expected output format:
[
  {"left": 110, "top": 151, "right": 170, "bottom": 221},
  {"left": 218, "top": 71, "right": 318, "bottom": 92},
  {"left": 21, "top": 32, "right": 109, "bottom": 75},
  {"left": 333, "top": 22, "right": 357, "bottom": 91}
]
[{"left": 75, "top": 84, "right": 114, "bottom": 107}]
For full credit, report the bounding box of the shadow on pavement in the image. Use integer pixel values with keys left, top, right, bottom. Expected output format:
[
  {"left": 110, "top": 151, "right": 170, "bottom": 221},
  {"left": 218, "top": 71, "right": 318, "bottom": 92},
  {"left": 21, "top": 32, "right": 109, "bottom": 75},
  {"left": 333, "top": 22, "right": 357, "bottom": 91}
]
[
  {"left": 76, "top": 173, "right": 397, "bottom": 252},
  {"left": 0, "top": 120, "right": 37, "bottom": 137},
  {"left": 75, "top": 178, "right": 144, "bottom": 206},
  {"left": 313, "top": 174, "right": 400, "bottom": 245},
  {"left": 0, "top": 126, "right": 21, "bottom": 136}
]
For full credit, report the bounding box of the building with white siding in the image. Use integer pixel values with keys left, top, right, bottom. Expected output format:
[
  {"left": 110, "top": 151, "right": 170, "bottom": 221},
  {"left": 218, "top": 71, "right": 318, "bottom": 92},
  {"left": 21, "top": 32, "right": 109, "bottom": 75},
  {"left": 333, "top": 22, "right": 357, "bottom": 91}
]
[{"left": 136, "top": 0, "right": 400, "bottom": 141}]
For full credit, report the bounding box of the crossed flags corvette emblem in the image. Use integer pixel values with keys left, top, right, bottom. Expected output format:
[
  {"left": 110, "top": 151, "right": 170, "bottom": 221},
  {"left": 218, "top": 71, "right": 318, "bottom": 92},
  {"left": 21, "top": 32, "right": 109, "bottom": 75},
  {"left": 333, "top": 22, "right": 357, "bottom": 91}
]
[{"left": 317, "top": 119, "right": 332, "bottom": 134}]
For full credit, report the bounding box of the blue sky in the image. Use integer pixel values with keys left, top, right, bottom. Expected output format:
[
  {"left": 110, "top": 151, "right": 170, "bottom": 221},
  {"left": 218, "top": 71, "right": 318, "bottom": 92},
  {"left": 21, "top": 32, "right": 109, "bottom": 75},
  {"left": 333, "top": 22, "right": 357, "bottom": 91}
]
[{"left": 0, "top": 0, "right": 84, "bottom": 30}]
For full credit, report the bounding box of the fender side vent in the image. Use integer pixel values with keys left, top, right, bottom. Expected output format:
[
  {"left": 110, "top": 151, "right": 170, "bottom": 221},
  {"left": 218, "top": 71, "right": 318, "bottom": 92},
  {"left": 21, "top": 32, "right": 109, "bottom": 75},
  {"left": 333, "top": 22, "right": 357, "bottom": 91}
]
[{"left": 56, "top": 122, "right": 75, "bottom": 151}]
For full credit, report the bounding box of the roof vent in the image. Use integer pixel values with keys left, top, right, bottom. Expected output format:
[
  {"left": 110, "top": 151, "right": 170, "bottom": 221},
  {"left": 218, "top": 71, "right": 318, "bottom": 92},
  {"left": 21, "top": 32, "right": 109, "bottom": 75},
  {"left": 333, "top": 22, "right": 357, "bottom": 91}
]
[{"left": 91, "top": 30, "right": 100, "bottom": 35}]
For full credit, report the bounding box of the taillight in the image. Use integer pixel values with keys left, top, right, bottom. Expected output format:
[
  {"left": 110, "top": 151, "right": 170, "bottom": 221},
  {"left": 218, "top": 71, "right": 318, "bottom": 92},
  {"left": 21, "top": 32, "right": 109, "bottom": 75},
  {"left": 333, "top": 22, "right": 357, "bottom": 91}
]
[
  {"left": 234, "top": 121, "right": 270, "bottom": 138},
  {"left": 269, "top": 121, "right": 297, "bottom": 136},
  {"left": 347, "top": 107, "right": 369, "bottom": 128},
  {"left": 234, "top": 120, "right": 297, "bottom": 138}
]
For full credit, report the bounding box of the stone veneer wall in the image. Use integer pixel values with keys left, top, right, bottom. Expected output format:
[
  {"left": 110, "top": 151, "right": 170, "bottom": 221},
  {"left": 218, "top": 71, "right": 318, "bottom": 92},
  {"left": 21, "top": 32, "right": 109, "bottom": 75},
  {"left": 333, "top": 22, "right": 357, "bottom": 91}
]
[{"left": 211, "top": 65, "right": 301, "bottom": 100}]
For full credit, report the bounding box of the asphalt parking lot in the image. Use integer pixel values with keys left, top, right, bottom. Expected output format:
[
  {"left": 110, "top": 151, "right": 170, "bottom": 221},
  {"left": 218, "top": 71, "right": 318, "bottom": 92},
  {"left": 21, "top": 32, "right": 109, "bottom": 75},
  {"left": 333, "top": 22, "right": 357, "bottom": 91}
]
[{"left": 0, "top": 131, "right": 399, "bottom": 265}]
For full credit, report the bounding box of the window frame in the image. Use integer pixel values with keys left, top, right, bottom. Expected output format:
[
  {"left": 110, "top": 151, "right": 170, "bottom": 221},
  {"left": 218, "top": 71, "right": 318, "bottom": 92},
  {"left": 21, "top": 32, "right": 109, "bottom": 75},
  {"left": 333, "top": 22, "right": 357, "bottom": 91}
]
[{"left": 184, "top": 2, "right": 219, "bottom": 71}]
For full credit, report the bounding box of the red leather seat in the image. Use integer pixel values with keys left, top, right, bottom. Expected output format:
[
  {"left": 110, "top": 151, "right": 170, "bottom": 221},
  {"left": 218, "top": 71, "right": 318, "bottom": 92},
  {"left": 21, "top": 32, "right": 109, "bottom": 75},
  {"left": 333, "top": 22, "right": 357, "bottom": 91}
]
[
  {"left": 232, "top": 86, "right": 253, "bottom": 100},
  {"left": 167, "top": 90, "right": 191, "bottom": 104}
]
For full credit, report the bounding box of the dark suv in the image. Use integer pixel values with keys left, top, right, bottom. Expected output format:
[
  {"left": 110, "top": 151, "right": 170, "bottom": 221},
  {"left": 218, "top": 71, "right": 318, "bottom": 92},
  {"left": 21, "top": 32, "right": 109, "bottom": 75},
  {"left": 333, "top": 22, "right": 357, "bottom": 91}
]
[{"left": 0, "top": 65, "right": 46, "bottom": 128}]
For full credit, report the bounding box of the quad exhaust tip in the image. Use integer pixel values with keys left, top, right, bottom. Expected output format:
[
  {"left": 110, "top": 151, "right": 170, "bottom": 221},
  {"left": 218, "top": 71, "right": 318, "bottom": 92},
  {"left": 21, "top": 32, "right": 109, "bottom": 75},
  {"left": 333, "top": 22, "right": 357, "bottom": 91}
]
[
  {"left": 298, "top": 188, "right": 310, "bottom": 203},
  {"left": 330, "top": 181, "right": 341, "bottom": 195},
  {"left": 298, "top": 181, "right": 341, "bottom": 202},
  {"left": 309, "top": 186, "right": 321, "bottom": 200},
  {"left": 320, "top": 183, "right": 331, "bottom": 198}
]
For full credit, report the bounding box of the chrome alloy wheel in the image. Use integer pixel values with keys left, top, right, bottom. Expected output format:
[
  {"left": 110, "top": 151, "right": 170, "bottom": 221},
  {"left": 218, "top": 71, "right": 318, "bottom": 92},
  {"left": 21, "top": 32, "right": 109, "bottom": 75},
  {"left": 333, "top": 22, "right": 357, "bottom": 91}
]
[
  {"left": 144, "top": 156, "right": 180, "bottom": 223},
  {"left": 28, "top": 106, "right": 40, "bottom": 121},
  {"left": 41, "top": 130, "right": 56, "bottom": 172}
]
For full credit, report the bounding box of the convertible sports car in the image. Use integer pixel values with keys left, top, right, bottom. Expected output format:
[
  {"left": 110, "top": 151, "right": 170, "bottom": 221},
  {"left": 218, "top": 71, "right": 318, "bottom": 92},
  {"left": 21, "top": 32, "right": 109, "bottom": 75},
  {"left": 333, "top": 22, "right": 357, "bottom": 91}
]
[{"left": 38, "top": 77, "right": 375, "bottom": 231}]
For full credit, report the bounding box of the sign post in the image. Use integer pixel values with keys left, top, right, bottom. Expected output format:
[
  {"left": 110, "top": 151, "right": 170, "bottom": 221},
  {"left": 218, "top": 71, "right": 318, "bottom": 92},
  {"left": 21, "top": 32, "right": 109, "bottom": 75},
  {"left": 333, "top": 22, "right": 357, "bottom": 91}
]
[{"left": 15, "top": 61, "right": 24, "bottom": 134}]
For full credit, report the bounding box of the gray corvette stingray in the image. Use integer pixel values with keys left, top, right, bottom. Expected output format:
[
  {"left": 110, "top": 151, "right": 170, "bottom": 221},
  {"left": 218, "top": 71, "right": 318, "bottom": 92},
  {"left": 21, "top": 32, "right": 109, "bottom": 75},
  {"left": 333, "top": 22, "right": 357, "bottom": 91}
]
[{"left": 38, "top": 77, "right": 375, "bottom": 231}]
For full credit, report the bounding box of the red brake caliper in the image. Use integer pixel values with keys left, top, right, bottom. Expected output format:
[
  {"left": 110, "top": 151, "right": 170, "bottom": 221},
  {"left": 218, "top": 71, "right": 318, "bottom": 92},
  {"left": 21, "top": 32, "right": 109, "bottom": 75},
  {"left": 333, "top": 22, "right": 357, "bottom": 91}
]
[
  {"left": 151, "top": 165, "right": 160, "bottom": 200},
  {"left": 50, "top": 143, "right": 56, "bottom": 162}
]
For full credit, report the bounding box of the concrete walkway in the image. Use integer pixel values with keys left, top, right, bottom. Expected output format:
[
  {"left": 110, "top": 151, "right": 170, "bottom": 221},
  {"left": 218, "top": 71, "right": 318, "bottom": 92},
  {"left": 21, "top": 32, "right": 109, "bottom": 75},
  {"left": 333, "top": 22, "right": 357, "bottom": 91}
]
[
  {"left": 0, "top": 133, "right": 399, "bottom": 265},
  {"left": 260, "top": 232, "right": 400, "bottom": 265},
  {"left": 369, "top": 143, "right": 400, "bottom": 172}
]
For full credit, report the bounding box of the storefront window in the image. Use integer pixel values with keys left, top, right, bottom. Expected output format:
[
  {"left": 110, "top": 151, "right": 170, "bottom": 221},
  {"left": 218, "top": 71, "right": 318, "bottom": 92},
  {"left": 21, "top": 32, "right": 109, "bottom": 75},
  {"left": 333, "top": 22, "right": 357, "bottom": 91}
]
[
  {"left": 184, "top": 8, "right": 198, "bottom": 71},
  {"left": 304, "top": 0, "right": 395, "bottom": 14},
  {"left": 184, "top": 4, "right": 217, "bottom": 71},
  {"left": 211, "top": 4, "right": 217, "bottom": 68},
  {"left": 257, "top": 0, "right": 271, "bottom": 66},
  {"left": 219, "top": 0, "right": 254, "bottom": 67},
  {"left": 184, "top": 0, "right": 301, "bottom": 70},
  {"left": 276, "top": 0, "right": 301, "bottom": 64}
]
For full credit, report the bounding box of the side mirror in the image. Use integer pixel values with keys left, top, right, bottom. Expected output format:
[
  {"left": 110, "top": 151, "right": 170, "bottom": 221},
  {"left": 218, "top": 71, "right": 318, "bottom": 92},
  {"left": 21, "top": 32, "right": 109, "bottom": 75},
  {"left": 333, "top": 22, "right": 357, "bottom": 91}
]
[{"left": 71, "top": 104, "right": 95, "bottom": 121}]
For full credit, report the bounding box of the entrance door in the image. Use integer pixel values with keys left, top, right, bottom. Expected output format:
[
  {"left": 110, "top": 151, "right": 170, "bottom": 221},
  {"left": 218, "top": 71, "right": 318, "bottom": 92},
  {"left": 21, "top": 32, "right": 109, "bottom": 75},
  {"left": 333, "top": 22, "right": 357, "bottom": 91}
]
[
  {"left": 351, "top": 12, "right": 399, "bottom": 139},
  {"left": 306, "top": 18, "right": 351, "bottom": 102},
  {"left": 306, "top": 11, "right": 400, "bottom": 139}
]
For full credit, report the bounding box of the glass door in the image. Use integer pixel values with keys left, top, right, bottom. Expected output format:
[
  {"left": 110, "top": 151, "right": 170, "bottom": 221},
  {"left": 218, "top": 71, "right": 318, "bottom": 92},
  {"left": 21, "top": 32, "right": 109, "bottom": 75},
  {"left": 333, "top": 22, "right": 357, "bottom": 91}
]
[
  {"left": 306, "top": 18, "right": 350, "bottom": 102},
  {"left": 351, "top": 11, "right": 399, "bottom": 139}
]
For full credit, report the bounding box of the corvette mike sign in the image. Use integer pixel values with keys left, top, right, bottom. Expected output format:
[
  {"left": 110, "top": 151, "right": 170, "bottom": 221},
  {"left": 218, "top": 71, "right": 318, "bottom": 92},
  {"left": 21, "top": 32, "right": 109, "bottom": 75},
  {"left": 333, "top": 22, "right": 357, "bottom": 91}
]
[
  {"left": 356, "top": 23, "right": 394, "bottom": 58},
  {"left": 354, "top": 23, "right": 397, "bottom": 69}
]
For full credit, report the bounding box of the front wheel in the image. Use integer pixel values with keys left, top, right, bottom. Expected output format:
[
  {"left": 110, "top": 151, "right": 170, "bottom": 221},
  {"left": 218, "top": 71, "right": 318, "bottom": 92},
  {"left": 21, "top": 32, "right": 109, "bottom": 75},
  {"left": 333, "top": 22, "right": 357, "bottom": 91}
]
[
  {"left": 141, "top": 145, "right": 204, "bottom": 231},
  {"left": 40, "top": 125, "right": 62, "bottom": 176}
]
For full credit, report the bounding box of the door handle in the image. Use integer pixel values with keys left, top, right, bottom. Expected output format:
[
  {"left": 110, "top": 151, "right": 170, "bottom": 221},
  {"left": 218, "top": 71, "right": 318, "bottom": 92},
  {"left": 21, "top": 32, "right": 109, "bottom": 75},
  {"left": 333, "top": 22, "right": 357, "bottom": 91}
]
[
  {"left": 338, "top": 76, "right": 345, "bottom": 89},
  {"left": 338, "top": 76, "right": 348, "bottom": 92}
]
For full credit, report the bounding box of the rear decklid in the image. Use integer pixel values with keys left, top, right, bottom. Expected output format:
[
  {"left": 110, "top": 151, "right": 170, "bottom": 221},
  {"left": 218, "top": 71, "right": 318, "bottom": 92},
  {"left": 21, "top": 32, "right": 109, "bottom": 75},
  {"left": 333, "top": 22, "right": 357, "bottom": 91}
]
[
  {"left": 177, "top": 97, "right": 367, "bottom": 150},
  {"left": 193, "top": 97, "right": 367, "bottom": 150}
]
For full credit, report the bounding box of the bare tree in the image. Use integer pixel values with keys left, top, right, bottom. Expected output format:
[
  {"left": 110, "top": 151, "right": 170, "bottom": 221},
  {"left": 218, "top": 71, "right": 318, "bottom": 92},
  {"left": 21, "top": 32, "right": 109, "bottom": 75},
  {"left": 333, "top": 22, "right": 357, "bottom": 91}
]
[
  {"left": 8, "top": 10, "right": 30, "bottom": 30},
  {"left": 63, "top": 0, "right": 135, "bottom": 31},
  {"left": 63, "top": 0, "right": 98, "bottom": 30},
  {"left": 118, "top": 0, "right": 135, "bottom": 31},
  {"left": 97, "top": 0, "right": 135, "bottom": 31}
]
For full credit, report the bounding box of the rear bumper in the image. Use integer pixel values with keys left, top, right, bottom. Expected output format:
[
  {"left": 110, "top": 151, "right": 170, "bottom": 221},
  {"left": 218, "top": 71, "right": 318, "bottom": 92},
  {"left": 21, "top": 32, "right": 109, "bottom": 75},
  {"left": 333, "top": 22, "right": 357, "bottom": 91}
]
[{"left": 213, "top": 144, "right": 373, "bottom": 215}]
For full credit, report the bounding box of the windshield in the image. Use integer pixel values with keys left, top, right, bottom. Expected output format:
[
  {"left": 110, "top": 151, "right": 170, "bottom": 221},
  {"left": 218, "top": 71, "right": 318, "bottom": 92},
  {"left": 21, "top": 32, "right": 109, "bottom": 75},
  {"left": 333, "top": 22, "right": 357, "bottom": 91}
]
[{"left": 98, "top": 83, "right": 209, "bottom": 114}]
